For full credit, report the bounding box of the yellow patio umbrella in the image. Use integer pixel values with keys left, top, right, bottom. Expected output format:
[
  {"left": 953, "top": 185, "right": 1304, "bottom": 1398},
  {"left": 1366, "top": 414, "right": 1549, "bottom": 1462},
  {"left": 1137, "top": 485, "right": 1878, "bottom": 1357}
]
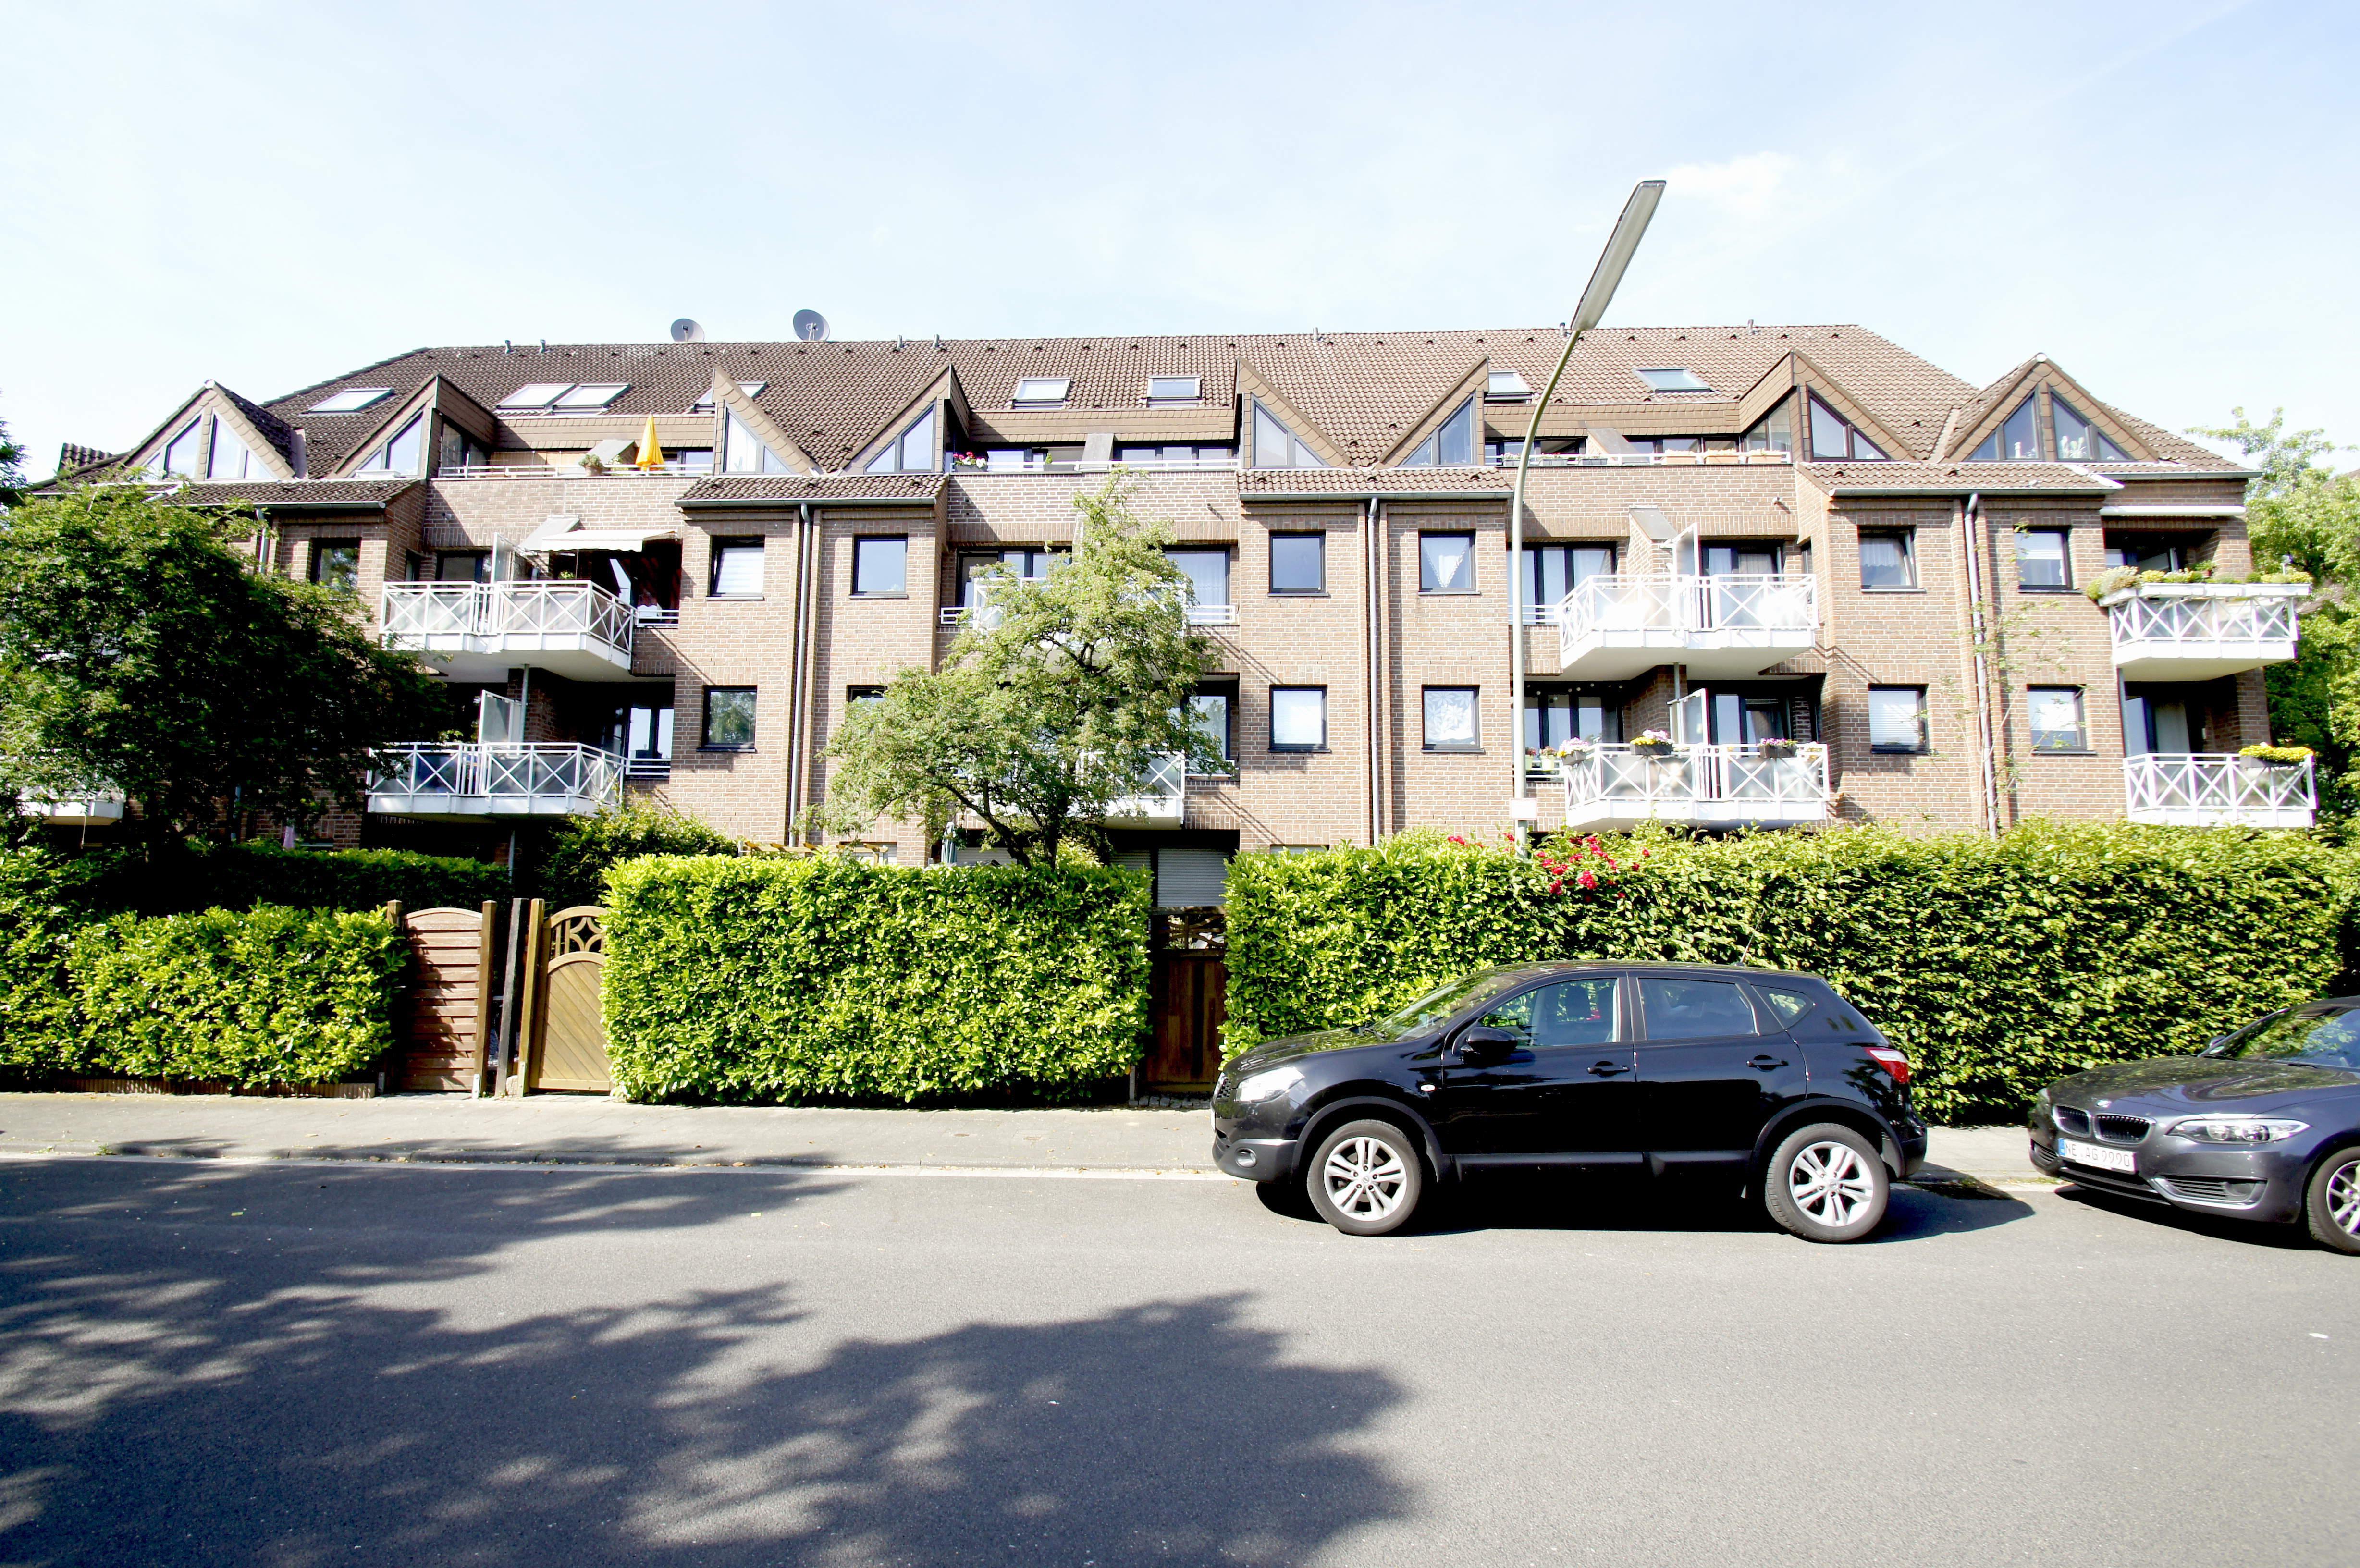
[{"left": 634, "top": 414, "right": 665, "bottom": 470}]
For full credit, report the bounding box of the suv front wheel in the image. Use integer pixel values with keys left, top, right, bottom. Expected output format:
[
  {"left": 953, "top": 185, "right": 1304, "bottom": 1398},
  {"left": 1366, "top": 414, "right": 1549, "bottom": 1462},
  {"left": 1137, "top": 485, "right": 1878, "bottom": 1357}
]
[
  {"left": 1763, "top": 1123, "right": 1890, "bottom": 1243},
  {"left": 1307, "top": 1119, "right": 1426, "bottom": 1236}
]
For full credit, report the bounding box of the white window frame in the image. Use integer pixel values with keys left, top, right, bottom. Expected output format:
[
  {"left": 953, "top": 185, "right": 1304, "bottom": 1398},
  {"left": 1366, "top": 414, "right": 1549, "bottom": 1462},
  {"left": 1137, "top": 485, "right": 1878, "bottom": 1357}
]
[
  {"left": 1636, "top": 368, "right": 1713, "bottom": 392},
  {"left": 1012, "top": 377, "right": 1071, "bottom": 406}
]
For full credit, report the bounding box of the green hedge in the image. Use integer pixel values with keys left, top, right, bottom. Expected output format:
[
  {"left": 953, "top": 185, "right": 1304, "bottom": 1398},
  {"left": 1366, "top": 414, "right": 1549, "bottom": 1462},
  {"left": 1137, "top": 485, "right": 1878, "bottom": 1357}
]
[
  {"left": 1225, "top": 823, "right": 2357, "bottom": 1123},
  {"left": 91, "top": 841, "right": 509, "bottom": 916},
  {"left": 0, "top": 848, "right": 407, "bottom": 1085},
  {"left": 603, "top": 856, "right": 1151, "bottom": 1103},
  {"left": 531, "top": 799, "right": 738, "bottom": 910}
]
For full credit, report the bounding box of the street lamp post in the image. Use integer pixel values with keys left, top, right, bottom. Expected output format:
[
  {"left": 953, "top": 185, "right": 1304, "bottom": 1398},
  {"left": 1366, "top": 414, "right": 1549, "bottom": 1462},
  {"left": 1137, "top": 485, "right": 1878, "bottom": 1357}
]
[{"left": 1510, "top": 179, "right": 1666, "bottom": 853}]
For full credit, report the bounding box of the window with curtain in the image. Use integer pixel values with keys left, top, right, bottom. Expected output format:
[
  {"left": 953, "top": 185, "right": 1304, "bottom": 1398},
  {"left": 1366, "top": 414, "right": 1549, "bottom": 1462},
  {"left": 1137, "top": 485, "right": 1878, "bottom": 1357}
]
[
  {"left": 1420, "top": 532, "right": 1475, "bottom": 593},
  {"left": 2028, "top": 687, "right": 2087, "bottom": 751},
  {"left": 1164, "top": 550, "right": 1230, "bottom": 609},
  {"left": 2016, "top": 528, "right": 2070, "bottom": 589},
  {"left": 710, "top": 539, "right": 765, "bottom": 597},
  {"left": 1270, "top": 686, "right": 1327, "bottom": 750},
  {"left": 1868, "top": 687, "right": 1927, "bottom": 751},
  {"left": 1422, "top": 687, "right": 1480, "bottom": 751},
  {"left": 1859, "top": 531, "right": 1917, "bottom": 589}
]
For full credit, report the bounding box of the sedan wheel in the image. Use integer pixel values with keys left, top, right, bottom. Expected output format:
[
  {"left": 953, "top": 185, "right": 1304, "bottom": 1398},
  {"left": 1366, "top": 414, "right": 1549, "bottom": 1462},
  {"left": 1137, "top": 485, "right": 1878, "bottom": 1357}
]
[
  {"left": 1763, "top": 1122, "right": 1890, "bottom": 1243},
  {"left": 1307, "top": 1120, "right": 1426, "bottom": 1237},
  {"left": 2305, "top": 1146, "right": 2360, "bottom": 1256}
]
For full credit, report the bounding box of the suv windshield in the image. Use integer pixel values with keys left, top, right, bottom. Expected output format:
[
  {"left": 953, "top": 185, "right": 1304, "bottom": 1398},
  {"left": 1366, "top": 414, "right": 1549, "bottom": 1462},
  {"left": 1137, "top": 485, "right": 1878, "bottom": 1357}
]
[
  {"left": 1371, "top": 969, "right": 1534, "bottom": 1038},
  {"left": 2203, "top": 1004, "right": 2360, "bottom": 1070}
]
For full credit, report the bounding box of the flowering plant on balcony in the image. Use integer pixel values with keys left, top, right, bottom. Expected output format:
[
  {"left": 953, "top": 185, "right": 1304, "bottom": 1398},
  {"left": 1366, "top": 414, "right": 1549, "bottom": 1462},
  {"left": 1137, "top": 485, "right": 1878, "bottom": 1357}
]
[
  {"left": 2237, "top": 744, "right": 2314, "bottom": 767},
  {"left": 1630, "top": 728, "right": 1678, "bottom": 757},
  {"left": 2085, "top": 562, "right": 2314, "bottom": 602},
  {"left": 1756, "top": 736, "right": 1799, "bottom": 758},
  {"left": 947, "top": 452, "right": 987, "bottom": 469}
]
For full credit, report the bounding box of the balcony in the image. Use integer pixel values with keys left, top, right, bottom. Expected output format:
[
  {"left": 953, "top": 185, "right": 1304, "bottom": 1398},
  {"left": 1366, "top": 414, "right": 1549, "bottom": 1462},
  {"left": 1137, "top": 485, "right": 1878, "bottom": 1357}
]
[
  {"left": 1489, "top": 450, "right": 1793, "bottom": 468},
  {"left": 1104, "top": 753, "right": 1188, "bottom": 830},
  {"left": 433, "top": 463, "right": 710, "bottom": 480},
  {"left": 368, "top": 744, "right": 622, "bottom": 820},
  {"left": 1555, "top": 574, "right": 1818, "bottom": 680},
  {"left": 2102, "top": 582, "right": 2305, "bottom": 681},
  {"left": 17, "top": 791, "right": 126, "bottom": 828},
  {"left": 1561, "top": 743, "right": 1830, "bottom": 833},
  {"left": 2124, "top": 753, "right": 2315, "bottom": 829},
  {"left": 381, "top": 581, "right": 637, "bottom": 682}
]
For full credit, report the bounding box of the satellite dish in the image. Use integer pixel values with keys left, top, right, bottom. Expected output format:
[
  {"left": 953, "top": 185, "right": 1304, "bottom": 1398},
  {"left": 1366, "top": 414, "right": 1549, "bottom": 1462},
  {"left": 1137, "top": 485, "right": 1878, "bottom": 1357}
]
[
  {"left": 670, "top": 318, "right": 705, "bottom": 343},
  {"left": 792, "top": 309, "right": 830, "bottom": 343}
]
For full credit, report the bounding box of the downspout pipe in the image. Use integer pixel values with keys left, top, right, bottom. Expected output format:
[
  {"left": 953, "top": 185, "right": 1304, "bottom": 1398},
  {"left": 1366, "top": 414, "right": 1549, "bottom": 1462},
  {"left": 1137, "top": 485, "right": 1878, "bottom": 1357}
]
[
  {"left": 1960, "top": 491, "right": 2002, "bottom": 836},
  {"left": 1365, "top": 495, "right": 1382, "bottom": 846}
]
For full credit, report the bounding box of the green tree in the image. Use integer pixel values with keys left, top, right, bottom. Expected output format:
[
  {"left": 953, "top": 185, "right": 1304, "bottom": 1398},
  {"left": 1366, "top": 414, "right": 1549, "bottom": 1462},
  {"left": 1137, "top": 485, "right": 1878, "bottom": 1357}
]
[
  {"left": 0, "top": 401, "right": 25, "bottom": 508},
  {"left": 824, "top": 478, "right": 1221, "bottom": 866},
  {"left": 0, "top": 484, "right": 456, "bottom": 843},
  {"left": 2189, "top": 408, "right": 2360, "bottom": 818}
]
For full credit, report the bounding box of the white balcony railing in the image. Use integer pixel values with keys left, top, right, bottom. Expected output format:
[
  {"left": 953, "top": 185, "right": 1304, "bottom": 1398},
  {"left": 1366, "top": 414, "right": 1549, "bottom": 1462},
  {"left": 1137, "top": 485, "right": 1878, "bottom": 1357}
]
[
  {"left": 433, "top": 463, "right": 710, "bottom": 480},
  {"left": 951, "top": 457, "right": 1240, "bottom": 475},
  {"left": 368, "top": 743, "right": 622, "bottom": 819},
  {"left": 1105, "top": 752, "right": 1187, "bottom": 828},
  {"left": 1562, "top": 743, "right": 1830, "bottom": 832},
  {"left": 2102, "top": 582, "right": 2304, "bottom": 681},
  {"left": 2124, "top": 753, "right": 2315, "bottom": 829},
  {"left": 17, "top": 791, "right": 127, "bottom": 827},
  {"left": 1555, "top": 573, "right": 1818, "bottom": 679},
  {"left": 381, "top": 581, "right": 636, "bottom": 681},
  {"left": 1489, "top": 450, "right": 1794, "bottom": 468}
]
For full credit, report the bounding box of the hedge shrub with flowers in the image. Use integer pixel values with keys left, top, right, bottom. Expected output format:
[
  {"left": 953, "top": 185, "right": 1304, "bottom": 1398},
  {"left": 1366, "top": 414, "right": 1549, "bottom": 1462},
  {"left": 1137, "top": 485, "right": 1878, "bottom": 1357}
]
[{"left": 1223, "top": 821, "right": 2356, "bottom": 1123}]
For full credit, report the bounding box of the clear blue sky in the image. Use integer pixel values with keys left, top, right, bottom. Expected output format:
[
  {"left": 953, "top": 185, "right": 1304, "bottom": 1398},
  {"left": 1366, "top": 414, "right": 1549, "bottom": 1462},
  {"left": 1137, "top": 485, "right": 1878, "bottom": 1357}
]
[{"left": 3, "top": 0, "right": 2352, "bottom": 475}]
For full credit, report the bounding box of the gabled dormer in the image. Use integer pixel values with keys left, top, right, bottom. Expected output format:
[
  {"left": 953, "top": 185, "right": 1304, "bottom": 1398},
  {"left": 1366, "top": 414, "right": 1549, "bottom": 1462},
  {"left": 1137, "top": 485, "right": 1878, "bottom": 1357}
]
[
  {"left": 123, "top": 383, "right": 298, "bottom": 482},
  {"left": 856, "top": 368, "right": 965, "bottom": 475},
  {"left": 1391, "top": 361, "right": 1488, "bottom": 468},
  {"left": 327, "top": 376, "right": 495, "bottom": 479},
  {"left": 1237, "top": 364, "right": 1340, "bottom": 470},
  {"left": 1789, "top": 354, "right": 1905, "bottom": 462},
  {"left": 713, "top": 371, "right": 819, "bottom": 475},
  {"left": 1946, "top": 358, "right": 2150, "bottom": 464}
]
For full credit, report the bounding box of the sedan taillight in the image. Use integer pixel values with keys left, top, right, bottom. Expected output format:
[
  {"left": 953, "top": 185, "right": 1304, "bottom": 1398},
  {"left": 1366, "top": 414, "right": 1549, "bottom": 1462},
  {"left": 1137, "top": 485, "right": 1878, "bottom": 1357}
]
[{"left": 1864, "top": 1045, "right": 1911, "bottom": 1085}]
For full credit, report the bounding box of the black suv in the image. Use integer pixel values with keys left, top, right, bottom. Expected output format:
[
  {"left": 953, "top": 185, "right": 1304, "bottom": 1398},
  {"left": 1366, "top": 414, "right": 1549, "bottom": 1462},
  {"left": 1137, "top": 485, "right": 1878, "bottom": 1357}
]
[{"left": 1212, "top": 962, "right": 1926, "bottom": 1240}]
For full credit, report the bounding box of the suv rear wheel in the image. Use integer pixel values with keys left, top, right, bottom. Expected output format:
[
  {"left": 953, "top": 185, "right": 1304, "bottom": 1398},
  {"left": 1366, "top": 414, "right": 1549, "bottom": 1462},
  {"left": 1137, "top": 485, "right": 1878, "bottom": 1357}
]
[
  {"left": 1307, "top": 1119, "right": 1425, "bottom": 1237},
  {"left": 1763, "top": 1123, "right": 1889, "bottom": 1243}
]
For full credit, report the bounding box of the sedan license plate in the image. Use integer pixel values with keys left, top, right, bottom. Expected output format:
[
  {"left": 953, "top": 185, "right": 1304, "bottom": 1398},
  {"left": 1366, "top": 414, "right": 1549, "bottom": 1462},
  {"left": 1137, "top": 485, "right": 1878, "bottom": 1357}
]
[{"left": 2059, "top": 1137, "right": 2136, "bottom": 1174}]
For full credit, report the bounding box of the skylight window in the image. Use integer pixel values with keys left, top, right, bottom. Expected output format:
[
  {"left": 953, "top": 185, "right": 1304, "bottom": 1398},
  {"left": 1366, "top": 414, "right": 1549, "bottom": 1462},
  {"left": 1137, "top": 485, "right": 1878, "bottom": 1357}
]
[
  {"left": 689, "top": 381, "right": 767, "bottom": 412},
  {"left": 553, "top": 383, "right": 628, "bottom": 410},
  {"left": 1145, "top": 375, "right": 1200, "bottom": 404},
  {"left": 1487, "top": 370, "right": 1532, "bottom": 399},
  {"left": 306, "top": 388, "right": 393, "bottom": 414},
  {"left": 1012, "top": 378, "right": 1071, "bottom": 406},
  {"left": 1635, "top": 368, "right": 1713, "bottom": 392},
  {"left": 499, "top": 383, "right": 575, "bottom": 410}
]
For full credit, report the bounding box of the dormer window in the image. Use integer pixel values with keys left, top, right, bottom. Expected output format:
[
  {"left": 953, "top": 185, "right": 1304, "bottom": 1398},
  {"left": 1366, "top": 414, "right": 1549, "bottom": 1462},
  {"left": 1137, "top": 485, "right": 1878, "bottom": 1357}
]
[
  {"left": 1403, "top": 397, "right": 1477, "bottom": 467},
  {"left": 206, "top": 416, "right": 270, "bottom": 479},
  {"left": 306, "top": 387, "right": 393, "bottom": 414},
  {"left": 1145, "top": 375, "right": 1200, "bottom": 404},
  {"left": 689, "top": 381, "right": 767, "bottom": 412},
  {"left": 1012, "top": 378, "right": 1070, "bottom": 407},
  {"left": 1969, "top": 396, "right": 2041, "bottom": 462},
  {"left": 1636, "top": 368, "right": 1713, "bottom": 392},
  {"left": 2052, "top": 394, "right": 2130, "bottom": 462},
  {"left": 356, "top": 414, "right": 426, "bottom": 475},
  {"left": 158, "top": 420, "right": 202, "bottom": 477},
  {"left": 863, "top": 405, "right": 937, "bottom": 474},
  {"left": 1806, "top": 393, "right": 1887, "bottom": 461},
  {"left": 1486, "top": 370, "right": 1532, "bottom": 400},
  {"left": 1250, "top": 400, "right": 1328, "bottom": 469},
  {"left": 723, "top": 411, "right": 794, "bottom": 474}
]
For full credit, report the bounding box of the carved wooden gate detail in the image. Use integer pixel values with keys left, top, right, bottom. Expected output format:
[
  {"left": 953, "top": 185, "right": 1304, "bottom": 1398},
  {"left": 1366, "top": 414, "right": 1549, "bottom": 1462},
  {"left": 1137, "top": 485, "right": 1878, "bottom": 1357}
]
[{"left": 524, "top": 905, "right": 612, "bottom": 1093}]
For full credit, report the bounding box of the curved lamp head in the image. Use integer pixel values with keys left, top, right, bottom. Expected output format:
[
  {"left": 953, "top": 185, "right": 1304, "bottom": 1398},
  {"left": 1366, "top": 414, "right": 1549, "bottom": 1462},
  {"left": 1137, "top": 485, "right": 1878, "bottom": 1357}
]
[{"left": 1570, "top": 180, "right": 1666, "bottom": 336}]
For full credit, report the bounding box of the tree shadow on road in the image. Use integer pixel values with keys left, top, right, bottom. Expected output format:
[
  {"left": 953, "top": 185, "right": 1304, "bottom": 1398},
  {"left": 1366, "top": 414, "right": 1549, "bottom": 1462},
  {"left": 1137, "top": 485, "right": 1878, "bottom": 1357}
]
[{"left": 0, "top": 1158, "right": 1408, "bottom": 1567}]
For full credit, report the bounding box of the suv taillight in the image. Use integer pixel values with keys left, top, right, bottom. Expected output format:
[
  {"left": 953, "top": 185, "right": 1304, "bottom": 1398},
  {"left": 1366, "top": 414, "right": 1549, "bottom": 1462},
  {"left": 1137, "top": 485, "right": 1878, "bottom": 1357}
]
[{"left": 1864, "top": 1045, "right": 1911, "bottom": 1085}]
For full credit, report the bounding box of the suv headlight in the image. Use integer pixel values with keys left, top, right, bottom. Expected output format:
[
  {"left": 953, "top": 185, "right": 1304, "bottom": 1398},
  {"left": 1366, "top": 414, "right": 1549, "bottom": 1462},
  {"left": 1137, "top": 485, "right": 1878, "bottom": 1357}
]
[
  {"left": 2163, "top": 1116, "right": 2309, "bottom": 1145},
  {"left": 1234, "top": 1065, "right": 1304, "bottom": 1104}
]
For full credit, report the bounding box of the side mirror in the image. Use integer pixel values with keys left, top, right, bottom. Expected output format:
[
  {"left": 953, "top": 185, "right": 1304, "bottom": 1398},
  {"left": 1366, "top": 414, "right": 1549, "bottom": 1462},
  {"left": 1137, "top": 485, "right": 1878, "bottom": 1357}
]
[{"left": 1457, "top": 1026, "right": 1520, "bottom": 1066}]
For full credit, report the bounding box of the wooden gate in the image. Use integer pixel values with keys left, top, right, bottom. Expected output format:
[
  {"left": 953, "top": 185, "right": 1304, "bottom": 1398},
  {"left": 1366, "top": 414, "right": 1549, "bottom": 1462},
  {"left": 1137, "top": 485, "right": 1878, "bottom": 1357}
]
[
  {"left": 1142, "top": 907, "right": 1227, "bottom": 1091},
  {"left": 395, "top": 903, "right": 497, "bottom": 1092},
  {"left": 523, "top": 904, "right": 612, "bottom": 1093}
]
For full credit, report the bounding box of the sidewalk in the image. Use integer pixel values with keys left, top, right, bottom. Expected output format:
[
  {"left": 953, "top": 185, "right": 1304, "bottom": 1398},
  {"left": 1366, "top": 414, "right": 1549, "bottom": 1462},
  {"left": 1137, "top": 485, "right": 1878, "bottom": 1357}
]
[{"left": 0, "top": 1092, "right": 2042, "bottom": 1184}]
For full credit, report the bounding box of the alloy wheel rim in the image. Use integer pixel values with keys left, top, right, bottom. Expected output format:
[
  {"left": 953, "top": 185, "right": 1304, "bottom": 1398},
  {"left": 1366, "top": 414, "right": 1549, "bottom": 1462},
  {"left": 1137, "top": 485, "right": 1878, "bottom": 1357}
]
[
  {"left": 2329, "top": 1160, "right": 2360, "bottom": 1237},
  {"left": 1323, "top": 1137, "right": 1408, "bottom": 1220},
  {"left": 1789, "top": 1140, "right": 1875, "bottom": 1228}
]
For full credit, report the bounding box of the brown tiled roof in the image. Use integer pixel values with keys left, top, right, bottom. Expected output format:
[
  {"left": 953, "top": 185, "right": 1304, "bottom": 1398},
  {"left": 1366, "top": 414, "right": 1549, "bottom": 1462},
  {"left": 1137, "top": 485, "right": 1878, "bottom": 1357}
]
[
  {"left": 183, "top": 323, "right": 2212, "bottom": 488},
  {"left": 213, "top": 384, "right": 294, "bottom": 460},
  {"left": 1239, "top": 466, "right": 1514, "bottom": 496},
  {"left": 1800, "top": 461, "right": 2118, "bottom": 494},
  {"left": 166, "top": 478, "right": 420, "bottom": 507},
  {"left": 678, "top": 473, "right": 945, "bottom": 503}
]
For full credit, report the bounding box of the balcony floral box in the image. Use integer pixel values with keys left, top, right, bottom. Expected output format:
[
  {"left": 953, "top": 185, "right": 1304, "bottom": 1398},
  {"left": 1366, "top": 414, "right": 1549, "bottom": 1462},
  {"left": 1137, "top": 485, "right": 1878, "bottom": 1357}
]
[{"left": 2091, "top": 576, "right": 2311, "bottom": 610}]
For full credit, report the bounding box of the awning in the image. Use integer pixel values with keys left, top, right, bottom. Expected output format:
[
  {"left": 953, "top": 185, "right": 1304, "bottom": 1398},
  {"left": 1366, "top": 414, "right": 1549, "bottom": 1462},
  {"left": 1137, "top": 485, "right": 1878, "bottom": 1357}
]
[{"left": 520, "top": 514, "right": 681, "bottom": 554}]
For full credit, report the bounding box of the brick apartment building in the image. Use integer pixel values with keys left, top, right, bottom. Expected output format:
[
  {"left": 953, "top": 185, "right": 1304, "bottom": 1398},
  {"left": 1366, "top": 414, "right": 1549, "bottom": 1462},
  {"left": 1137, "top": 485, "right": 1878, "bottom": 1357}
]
[{"left": 51, "top": 322, "right": 2309, "bottom": 906}]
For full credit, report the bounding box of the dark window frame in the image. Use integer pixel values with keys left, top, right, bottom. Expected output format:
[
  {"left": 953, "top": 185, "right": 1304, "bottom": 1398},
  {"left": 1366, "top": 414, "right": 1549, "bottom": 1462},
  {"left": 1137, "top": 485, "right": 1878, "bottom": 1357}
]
[
  {"left": 2027, "top": 685, "right": 2089, "bottom": 753},
  {"left": 1269, "top": 531, "right": 1327, "bottom": 594},
  {"left": 1421, "top": 685, "right": 1482, "bottom": 753},
  {"left": 700, "top": 685, "right": 758, "bottom": 751},
  {"left": 708, "top": 537, "right": 765, "bottom": 598},
  {"left": 1268, "top": 685, "right": 1329, "bottom": 752},
  {"left": 1859, "top": 528, "right": 1918, "bottom": 591},
  {"left": 850, "top": 535, "right": 909, "bottom": 598},
  {"left": 2015, "top": 526, "right": 2073, "bottom": 592},
  {"left": 310, "top": 538, "right": 362, "bottom": 592},
  {"left": 1418, "top": 531, "right": 1478, "bottom": 595},
  {"left": 1868, "top": 685, "right": 1930, "bottom": 754}
]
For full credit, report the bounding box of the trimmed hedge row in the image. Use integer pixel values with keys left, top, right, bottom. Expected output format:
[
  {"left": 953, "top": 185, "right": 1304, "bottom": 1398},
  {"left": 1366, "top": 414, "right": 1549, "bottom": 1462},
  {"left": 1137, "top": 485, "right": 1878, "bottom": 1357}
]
[
  {"left": 0, "top": 851, "right": 406, "bottom": 1085},
  {"left": 1225, "top": 823, "right": 2357, "bottom": 1124},
  {"left": 90, "top": 841, "right": 510, "bottom": 916},
  {"left": 603, "top": 856, "right": 1151, "bottom": 1103}
]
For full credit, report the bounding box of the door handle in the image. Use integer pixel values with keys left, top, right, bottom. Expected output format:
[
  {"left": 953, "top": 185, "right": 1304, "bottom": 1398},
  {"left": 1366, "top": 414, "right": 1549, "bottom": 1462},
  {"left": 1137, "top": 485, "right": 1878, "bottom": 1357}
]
[
  {"left": 1588, "top": 1060, "right": 1630, "bottom": 1077},
  {"left": 1747, "top": 1054, "right": 1789, "bottom": 1070}
]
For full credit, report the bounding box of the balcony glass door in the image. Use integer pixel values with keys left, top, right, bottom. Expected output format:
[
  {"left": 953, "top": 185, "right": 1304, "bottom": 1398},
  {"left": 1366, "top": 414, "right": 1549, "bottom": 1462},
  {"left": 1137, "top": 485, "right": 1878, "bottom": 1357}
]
[{"left": 2122, "top": 695, "right": 2193, "bottom": 755}]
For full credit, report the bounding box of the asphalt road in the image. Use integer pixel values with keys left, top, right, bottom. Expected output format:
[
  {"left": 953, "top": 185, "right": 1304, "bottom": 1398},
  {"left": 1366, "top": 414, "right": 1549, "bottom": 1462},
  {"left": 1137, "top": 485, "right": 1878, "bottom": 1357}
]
[{"left": 0, "top": 1157, "right": 2352, "bottom": 1568}]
